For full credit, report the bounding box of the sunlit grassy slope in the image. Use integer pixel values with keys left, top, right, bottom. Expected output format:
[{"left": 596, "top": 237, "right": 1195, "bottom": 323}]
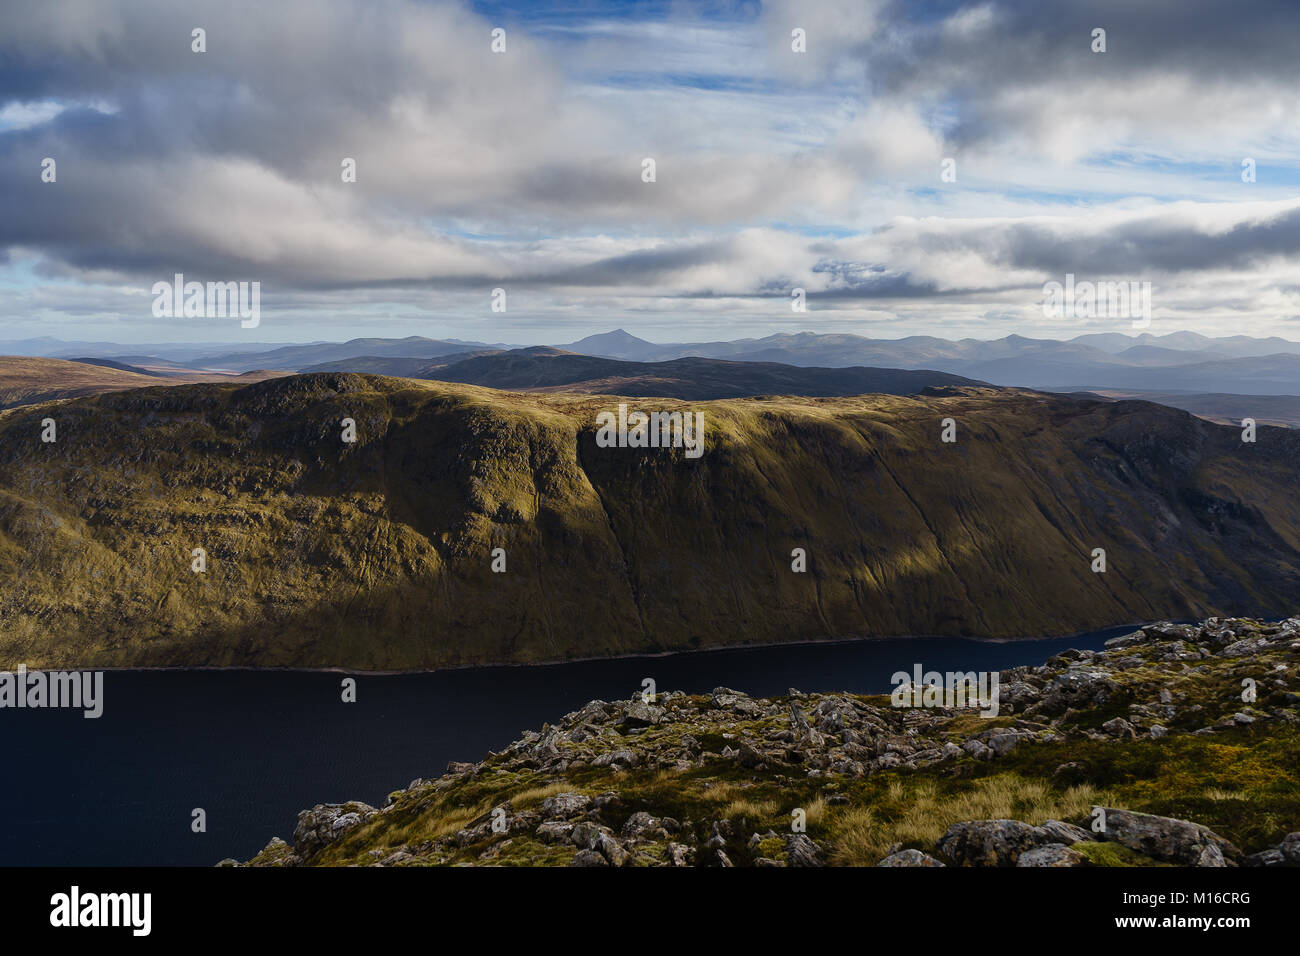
[{"left": 1, "top": 372, "right": 1298, "bottom": 669}]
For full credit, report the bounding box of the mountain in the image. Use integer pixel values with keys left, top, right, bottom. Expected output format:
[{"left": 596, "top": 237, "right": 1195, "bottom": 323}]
[
  {"left": 195, "top": 336, "right": 490, "bottom": 372},
  {"left": 1072, "top": 331, "right": 1216, "bottom": 354},
  {"left": 300, "top": 350, "right": 504, "bottom": 377},
  {"left": 0, "top": 356, "right": 165, "bottom": 408},
  {"left": 0, "top": 336, "right": 143, "bottom": 357},
  {"left": 548, "top": 330, "right": 1300, "bottom": 393},
  {"left": 232, "top": 614, "right": 1300, "bottom": 868},
  {"left": 1030, "top": 353, "right": 1300, "bottom": 394},
  {"left": 0, "top": 338, "right": 324, "bottom": 362},
  {"left": 14, "top": 331, "right": 1300, "bottom": 393},
  {"left": 558, "top": 329, "right": 659, "bottom": 360},
  {"left": 0, "top": 356, "right": 291, "bottom": 409},
  {"left": 2, "top": 373, "right": 1298, "bottom": 670},
  {"left": 300, "top": 356, "right": 449, "bottom": 377},
  {"left": 64, "top": 357, "right": 167, "bottom": 377},
  {"left": 1068, "top": 390, "right": 1300, "bottom": 428},
  {"left": 314, "top": 347, "right": 988, "bottom": 399}
]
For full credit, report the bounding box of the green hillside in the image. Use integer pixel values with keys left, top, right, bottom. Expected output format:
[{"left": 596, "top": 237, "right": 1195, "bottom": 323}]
[{"left": 0, "top": 373, "right": 1297, "bottom": 669}]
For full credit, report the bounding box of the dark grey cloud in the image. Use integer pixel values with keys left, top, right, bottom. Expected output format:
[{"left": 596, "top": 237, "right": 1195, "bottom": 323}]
[{"left": 865, "top": 0, "right": 1300, "bottom": 149}]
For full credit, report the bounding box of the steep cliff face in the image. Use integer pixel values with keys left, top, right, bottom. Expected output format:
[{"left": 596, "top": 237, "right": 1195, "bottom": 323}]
[{"left": 0, "top": 373, "right": 1297, "bottom": 669}]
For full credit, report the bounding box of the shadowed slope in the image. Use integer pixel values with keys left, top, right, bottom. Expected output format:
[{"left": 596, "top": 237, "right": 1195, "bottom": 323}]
[{"left": 303, "top": 347, "right": 986, "bottom": 399}]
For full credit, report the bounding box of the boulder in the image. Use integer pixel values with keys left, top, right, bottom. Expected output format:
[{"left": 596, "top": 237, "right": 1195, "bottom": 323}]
[
  {"left": 540, "top": 792, "right": 592, "bottom": 819},
  {"left": 1017, "top": 843, "right": 1088, "bottom": 867},
  {"left": 621, "top": 700, "right": 664, "bottom": 728},
  {"left": 878, "top": 849, "right": 945, "bottom": 867},
  {"left": 1039, "top": 669, "right": 1116, "bottom": 715},
  {"left": 786, "top": 833, "right": 825, "bottom": 867},
  {"left": 936, "top": 819, "right": 1046, "bottom": 866},
  {"left": 292, "top": 801, "right": 378, "bottom": 858},
  {"left": 1038, "top": 819, "right": 1094, "bottom": 844},
  {"left": 1096, "top": 808, "right": 1241, "bottom": 865},
  {"left": 622, "top": 811, "right": 666, "bottom": 839}
]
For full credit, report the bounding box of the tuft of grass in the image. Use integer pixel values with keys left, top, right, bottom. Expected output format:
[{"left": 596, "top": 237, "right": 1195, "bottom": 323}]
[{"left": 831, "top": 774, "right": 1106, "bottom": 866}]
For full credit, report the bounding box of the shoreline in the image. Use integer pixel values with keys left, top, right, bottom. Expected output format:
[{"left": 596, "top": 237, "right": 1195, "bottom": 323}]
[{"left": 20, "top": 620, "right": 1162, "bottom": 677}]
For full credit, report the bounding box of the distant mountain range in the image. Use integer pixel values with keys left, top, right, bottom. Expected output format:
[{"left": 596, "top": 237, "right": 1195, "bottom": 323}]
[
  {"left": 0, "top": 335, "right": 509, "bottom": 368},
  {"left": 556, "top": 330, "right": 1300, "bottom": 394},
  {"left": 0, "top": 351, "right": 982, "bottom": 409},
  {"left": 302, "top": 347, "right": 984, "bottom": 399},
  {"left": 8, "top": 329, "right": 1299, "bottom": 394}
]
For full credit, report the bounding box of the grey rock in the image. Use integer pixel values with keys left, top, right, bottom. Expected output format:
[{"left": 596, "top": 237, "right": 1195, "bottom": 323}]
[
  {"left": 786, "top": 833, "right": 825, "bottom": 867},
  {"left": 292, "top": 802, "right": 378, "bottom": 858},
  {"left": 988, "top": 732, "right": 1023, "bottom": 756},
  {"left": 1038, "top": 819, "right": 1094, "bottom": 845},
  {"left": 1040, "top": 668, "right": 1116, "bottom": 715},
  {"left": 936, "top": 819, "right": 1046, "bottom": 867},
  {"left": 962, "top": 739, "right": 992, "bottom": 760},
  {"left": 1102, "top": 717, "right": 1137, "bottom": 739},
  {"left": 877, "top": 849, "right": 945, "bottom": 867},
  {"left": 1244, "top": 848, "right": 1287, "bottom": 867},
  {"left": 1222, "top": 638, "right": 1269, "bottom": 658},
  {"left": 621, "top": 700, "right": 665, "bottom": 728},
  {"left": 540, "top": 792, "right": 592, "bottom": 819},
  {"left": 1017, "top": 843, "right": 1089, "bottom": 867},
  {"left": 1097, "top": 808, "right": 1241, "bottom": 866},
  {"left": 592, "top": 749, "right": 640, "bottom": 768},
  {"left": 622, "top": 811, "right": 665, "bottom": 838},
  {"left": 535, "top": 821, "right": 575, "bottom": 844}
]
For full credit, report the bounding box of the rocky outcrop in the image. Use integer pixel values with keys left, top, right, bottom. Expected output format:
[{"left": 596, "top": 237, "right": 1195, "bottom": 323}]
[
  {"left": 292, "top": 802, "right": 379, "bottom": 860},
  {"left": 237, "top": 614, "right": 1300, "bottom": 868}
]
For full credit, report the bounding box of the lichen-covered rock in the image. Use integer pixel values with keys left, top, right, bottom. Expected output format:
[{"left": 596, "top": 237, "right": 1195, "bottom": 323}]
[
  {"left": 878, "top": 849, "right": 945, "bottom": 867},
  {"left": 1097, "top": 808, "right": 1241, "bottom": 866},
  {"left": 1017, "top": 843, "right": 1089, "bottom": 867},
  {"left": 1038, "top": 819, "right": 1094, "bottom": 845},
  {"left": 292, "top": 802, "right": 377, "bottom": 859},
  {"left": 786, "top": 833, "right": 825, "bottom": 867},
  {"left": 936, "top": 820, "right": 1048, "bottom": 866},
  {"left": 540, "top": 792, "right": 591, "bottom": 819}
]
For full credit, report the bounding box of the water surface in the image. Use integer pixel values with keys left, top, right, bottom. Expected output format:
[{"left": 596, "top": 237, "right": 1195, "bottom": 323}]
[{"left": 0, "top": 628, "right": 1130, "bottom": 866}]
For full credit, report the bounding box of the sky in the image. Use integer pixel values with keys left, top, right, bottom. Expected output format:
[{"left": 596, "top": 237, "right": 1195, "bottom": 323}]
[{"left": 4, "top": 0, "right": 1300, "bottom": 346}]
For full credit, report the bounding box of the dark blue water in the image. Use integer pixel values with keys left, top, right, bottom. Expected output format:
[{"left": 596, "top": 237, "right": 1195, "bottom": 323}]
[{"left": 0, "top": 628, "right": 1130, "bottom": 866}]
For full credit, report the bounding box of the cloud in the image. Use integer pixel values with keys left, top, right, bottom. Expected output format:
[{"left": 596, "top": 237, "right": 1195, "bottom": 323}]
[{"left": 3, "top": 0, "right": 1300, "bottom": 342}]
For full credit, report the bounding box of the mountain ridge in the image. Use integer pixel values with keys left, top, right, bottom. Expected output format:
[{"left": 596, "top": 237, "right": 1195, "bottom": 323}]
[
  {"left": 301, "top": 348, "right": 989, "bottom": 399},
  {"left": 1, "top": 373, "right": 1298, "bottom": 670}
]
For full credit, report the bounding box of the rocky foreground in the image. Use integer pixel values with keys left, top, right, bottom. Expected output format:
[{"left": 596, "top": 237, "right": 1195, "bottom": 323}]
[{"left": 232, "top": 616, "right": 1300, "bottom": 867}]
